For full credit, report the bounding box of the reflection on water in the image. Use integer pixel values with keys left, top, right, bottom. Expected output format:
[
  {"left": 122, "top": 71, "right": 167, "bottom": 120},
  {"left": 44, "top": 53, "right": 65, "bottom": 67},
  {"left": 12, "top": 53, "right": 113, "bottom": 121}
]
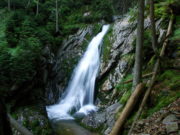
[{"left": 53, "top": 120, "right": 99, "bottom": 135}]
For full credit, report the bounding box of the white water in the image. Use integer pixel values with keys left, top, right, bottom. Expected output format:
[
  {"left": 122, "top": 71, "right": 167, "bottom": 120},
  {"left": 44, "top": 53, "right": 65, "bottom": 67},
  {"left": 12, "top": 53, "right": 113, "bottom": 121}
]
[{"left": 46, "top": 25, "right": 110, "bottom": 120}]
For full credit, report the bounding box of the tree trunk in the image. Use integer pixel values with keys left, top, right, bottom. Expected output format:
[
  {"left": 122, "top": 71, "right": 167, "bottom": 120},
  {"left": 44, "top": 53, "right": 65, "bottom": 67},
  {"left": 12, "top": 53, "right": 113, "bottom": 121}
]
[
  {"left": 150, "top": 0, "right": 158, "bottom": 54},
  {"left": 26, "top": 0, "right": 31, "bottom": 8},
  {"left": 8, "top": 114, "right": 33, "bottom": 135},
  {"left": 132, "top": 0, "right": 145, "bottom": 89},
  {"left": 56, "top": 0, "right": 59, "bottom": 33},
  {"left": 0, "top": 99, "right": 12, "bottom": 135},
  {"left": 36, "top": 0, "right": 39, "bottom": 16},
  {"left": 110, "top": 83, "right": 145, "bottom": 135},
  {"left": 8, "top": 0, "right": 11, "bottom": 11},
  {"left": 128, "top": 15, "right": 174, "bottom": 135}
]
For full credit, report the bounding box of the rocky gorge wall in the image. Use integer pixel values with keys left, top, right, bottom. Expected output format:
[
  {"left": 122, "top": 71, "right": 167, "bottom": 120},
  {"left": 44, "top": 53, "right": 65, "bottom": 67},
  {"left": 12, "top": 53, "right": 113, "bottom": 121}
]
[{"left": 45, "top": 9, "right": 167, "bottom": 134}]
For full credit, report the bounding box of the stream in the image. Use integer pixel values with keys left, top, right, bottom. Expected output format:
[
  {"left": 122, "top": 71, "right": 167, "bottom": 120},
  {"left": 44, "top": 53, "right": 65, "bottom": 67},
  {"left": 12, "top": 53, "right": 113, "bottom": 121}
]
[{"left": 53, "top": 120, "right": 98, "bottom": 135}]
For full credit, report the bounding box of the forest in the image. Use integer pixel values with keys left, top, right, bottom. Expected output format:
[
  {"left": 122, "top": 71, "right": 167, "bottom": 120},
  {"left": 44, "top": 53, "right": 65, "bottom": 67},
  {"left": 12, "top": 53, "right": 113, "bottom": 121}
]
[{"left": 0, "top": 0, "right": 179, "bottom": 135}]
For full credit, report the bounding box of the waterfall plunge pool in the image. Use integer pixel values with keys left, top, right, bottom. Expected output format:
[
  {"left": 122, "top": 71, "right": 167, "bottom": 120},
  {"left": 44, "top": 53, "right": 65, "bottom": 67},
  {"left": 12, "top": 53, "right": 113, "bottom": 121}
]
[{"left": 52, "top": 120, "right": 98, "bottom": 135}]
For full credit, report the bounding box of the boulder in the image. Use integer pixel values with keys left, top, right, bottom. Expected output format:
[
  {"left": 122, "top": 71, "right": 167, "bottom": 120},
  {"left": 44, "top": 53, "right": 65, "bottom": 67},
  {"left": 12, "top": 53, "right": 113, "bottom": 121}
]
[
  {"left": 165, "top": 122, "right": 178, "bottom": 134},
  {"left": 162, "top": 114, "right": 178, "bottom": 124}
]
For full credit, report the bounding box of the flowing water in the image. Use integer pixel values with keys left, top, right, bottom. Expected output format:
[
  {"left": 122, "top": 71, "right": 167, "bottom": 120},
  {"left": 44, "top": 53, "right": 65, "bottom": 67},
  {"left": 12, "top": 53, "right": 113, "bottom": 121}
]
[
  {"left": 46, "top": 25, "right": 109, "bottom": 120},
  {"left": 47, "top": 25, "right": 109, "bottom": 134}
]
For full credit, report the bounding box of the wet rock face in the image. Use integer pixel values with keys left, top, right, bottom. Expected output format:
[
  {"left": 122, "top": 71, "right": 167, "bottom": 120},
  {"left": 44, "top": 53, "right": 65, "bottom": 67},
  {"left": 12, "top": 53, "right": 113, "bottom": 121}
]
[
  {"left": 45, "top": 26, "right": 94, "bottom": 104},
  {"left": 100, "top": 16, "right": 136, "bottom": 92}
]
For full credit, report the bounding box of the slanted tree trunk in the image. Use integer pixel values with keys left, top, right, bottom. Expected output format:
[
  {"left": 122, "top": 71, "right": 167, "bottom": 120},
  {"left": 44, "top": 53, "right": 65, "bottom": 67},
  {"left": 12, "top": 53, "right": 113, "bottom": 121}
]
[
  {"left": 8, "top": 0, "right": 11, "bottom": 11},
  {"left": 150, "top": 0, "right": 158, "bottom": 54},
  {"left": 8, "top": 114, "right": 33, "bottom": 135},
  {"left": 0, "top": 99, "right": 12, "bottom": 135},
  {"left": 55, "top": 0, "right": 59, "bottom": 33},
  {"left": 132, "top": 0, "right": 145, "bottom": 89},
  {"left": 36, "top": 0, "right": 39, "bottom": 16},
  {"left": 128, "top": 14, "right": 174, "bottom": 135},
  {"left": 110, "top": 83, "right": 145, "bottom": 135}
]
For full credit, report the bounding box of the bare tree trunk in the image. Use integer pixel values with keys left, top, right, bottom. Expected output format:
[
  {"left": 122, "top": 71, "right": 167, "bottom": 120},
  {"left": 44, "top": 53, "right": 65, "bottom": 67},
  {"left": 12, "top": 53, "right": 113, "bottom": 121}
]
[
  {"left": 132, "top": 0, "right": 145, "bottom": 89},
  {"left": 110, "top": 83, "right": 145, "bottom": 135},
  {"left": 36, "top": 0, "right": 39, "bottom": 16},
  {"left": 56, "top": 0, "right": 59, "bottom": 33},
  {"left": 8, "top": 0, "right": 11, "bottom": 11},
  {"left": 0, "top": 99, "right": 12, "bottom": 135},
  {"left": 128, "top": 15, "right": 174, "bottom": 135},
  {"left": 26, "top": 0, "right": 31, "bottom": 9},
  {"left": 150, "top": 0, "right": 158, "bottom": 54}
]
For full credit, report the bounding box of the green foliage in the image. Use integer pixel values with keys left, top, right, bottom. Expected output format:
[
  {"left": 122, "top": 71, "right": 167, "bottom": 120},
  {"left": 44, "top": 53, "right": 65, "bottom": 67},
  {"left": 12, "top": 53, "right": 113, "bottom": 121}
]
[
  {"left": 128, "top": 7, "right": 138, "bottom": 22},
  {"left": 120, "top": 90, "right": 132, "bottom": 104},
  {"left": 0, "top": 10, "right": 44, "bottom": 87},
  {"left": 115, "top": 74, "right": 133, "bottom": 104},
  {"left": 141, "top": 70, "right": 180, "bottom": 118},
  {"left": 158, "top": 70, "right": 180, "bottom": 90},
  {"left": 141, "top": 91, "right": 180, "bottom": 118},
  {"left": 154, "top": 0, "right": 178, "bottom": 20},
  {"left": 171, "top": 28, "right": 180, "bottom": 41},
  {"left": 102, "top": 25, "right": 113, "bottom": 63},
  {"left": 91, "top": 0, "right": 114, "bottom": 22},
  {"left": 171, "top": 15, "right": 180, "bottom": 43}
]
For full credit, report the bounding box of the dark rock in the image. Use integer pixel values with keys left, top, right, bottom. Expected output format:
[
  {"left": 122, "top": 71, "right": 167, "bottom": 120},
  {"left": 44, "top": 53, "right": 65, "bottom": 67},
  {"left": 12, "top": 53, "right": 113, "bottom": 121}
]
[
  {"left": 73, "top": 112, "right": 86, "bottom": 119},
  {"left": 81, "top": 111, "right": 106, "bottom": 128},
  {"left": 105, "top": 103, "right": 122, "bottom": 128},
  {"left": 45, "top": 26, "right": 94, "bottom": 104},
  {"left": 105, "top": 103, "right": 122, "bottom": 114}
]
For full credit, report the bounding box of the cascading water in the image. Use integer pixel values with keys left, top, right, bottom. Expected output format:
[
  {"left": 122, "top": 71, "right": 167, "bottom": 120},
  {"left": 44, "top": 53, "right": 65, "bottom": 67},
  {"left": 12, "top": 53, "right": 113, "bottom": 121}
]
[{"left": 46, "top": 25, "right": 110, "bottom": 120}]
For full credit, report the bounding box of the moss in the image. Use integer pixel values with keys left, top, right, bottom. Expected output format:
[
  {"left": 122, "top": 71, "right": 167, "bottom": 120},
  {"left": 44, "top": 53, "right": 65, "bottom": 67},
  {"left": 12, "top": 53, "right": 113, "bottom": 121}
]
[
  {"left": 115, "top": 74, "right": 133, "bottom": 91},
  {"left": 115, "top": 74, "right": 133, "bottom": 105},
  {"left": 141, "top": 91, "right": 180, "bottom": 118},
  {"left": 120, "top": 90, "right": 132, "bottom": 104},
  {"left": 158, "top": 70, "right": 180, "bottom": 90},
  {"left": 141, "top": 70, "right": 180, "bottom": 118},
  {"left": 101, "top": 25, "right": 113, "bottom": 64},
  {"left": 171, "top": 27, "right": 180, "bottom": 42},
  {"left": 93, "top": 23, "right": 102, "bottom": 35},
  {"left": 128, "top": 7, "right": 138, "bottom": 23}
]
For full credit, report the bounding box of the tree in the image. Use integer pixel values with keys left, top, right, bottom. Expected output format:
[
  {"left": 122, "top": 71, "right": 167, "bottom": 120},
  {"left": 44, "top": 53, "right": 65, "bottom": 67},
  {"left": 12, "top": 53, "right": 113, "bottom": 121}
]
[
  {"left": 0, "top": 99, "right": 12, "bottom": 135},
  {"left": 150, "top": 0, "right": 158, "bottom": 54},
  {"left": 8, "top": 0, "right": 11, "bottom": 11},
  {"left": 132, "top": 0, "right": 145, "bottom": 89},
  {"left": 36, "top": 0, "right": 39, "bottom": 16},
  {"left": 56, "top": 0, "right": 59, "bottom": 32}
]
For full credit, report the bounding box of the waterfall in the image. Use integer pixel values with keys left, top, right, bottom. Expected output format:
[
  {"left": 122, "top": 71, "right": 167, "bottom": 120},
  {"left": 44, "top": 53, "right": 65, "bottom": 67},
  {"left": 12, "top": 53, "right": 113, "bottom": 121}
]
[{"left": 46, "top": 25, "right": 110, "bottom": 120}]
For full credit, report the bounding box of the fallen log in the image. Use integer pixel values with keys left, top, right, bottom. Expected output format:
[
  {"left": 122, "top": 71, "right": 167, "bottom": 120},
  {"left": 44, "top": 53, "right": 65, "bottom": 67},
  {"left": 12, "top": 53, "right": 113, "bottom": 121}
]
[
  {"left": 128, "top": 14, "right": 174, "bottom": 135},
  {"left": 123, "top": 72, "right": 154, "bottom": 84},
  {"left": 8, "top": 114, "right": 33, "bottom": 135},
  {"left": 109, "top": 83, "right": 145, "bottom": 135}
]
